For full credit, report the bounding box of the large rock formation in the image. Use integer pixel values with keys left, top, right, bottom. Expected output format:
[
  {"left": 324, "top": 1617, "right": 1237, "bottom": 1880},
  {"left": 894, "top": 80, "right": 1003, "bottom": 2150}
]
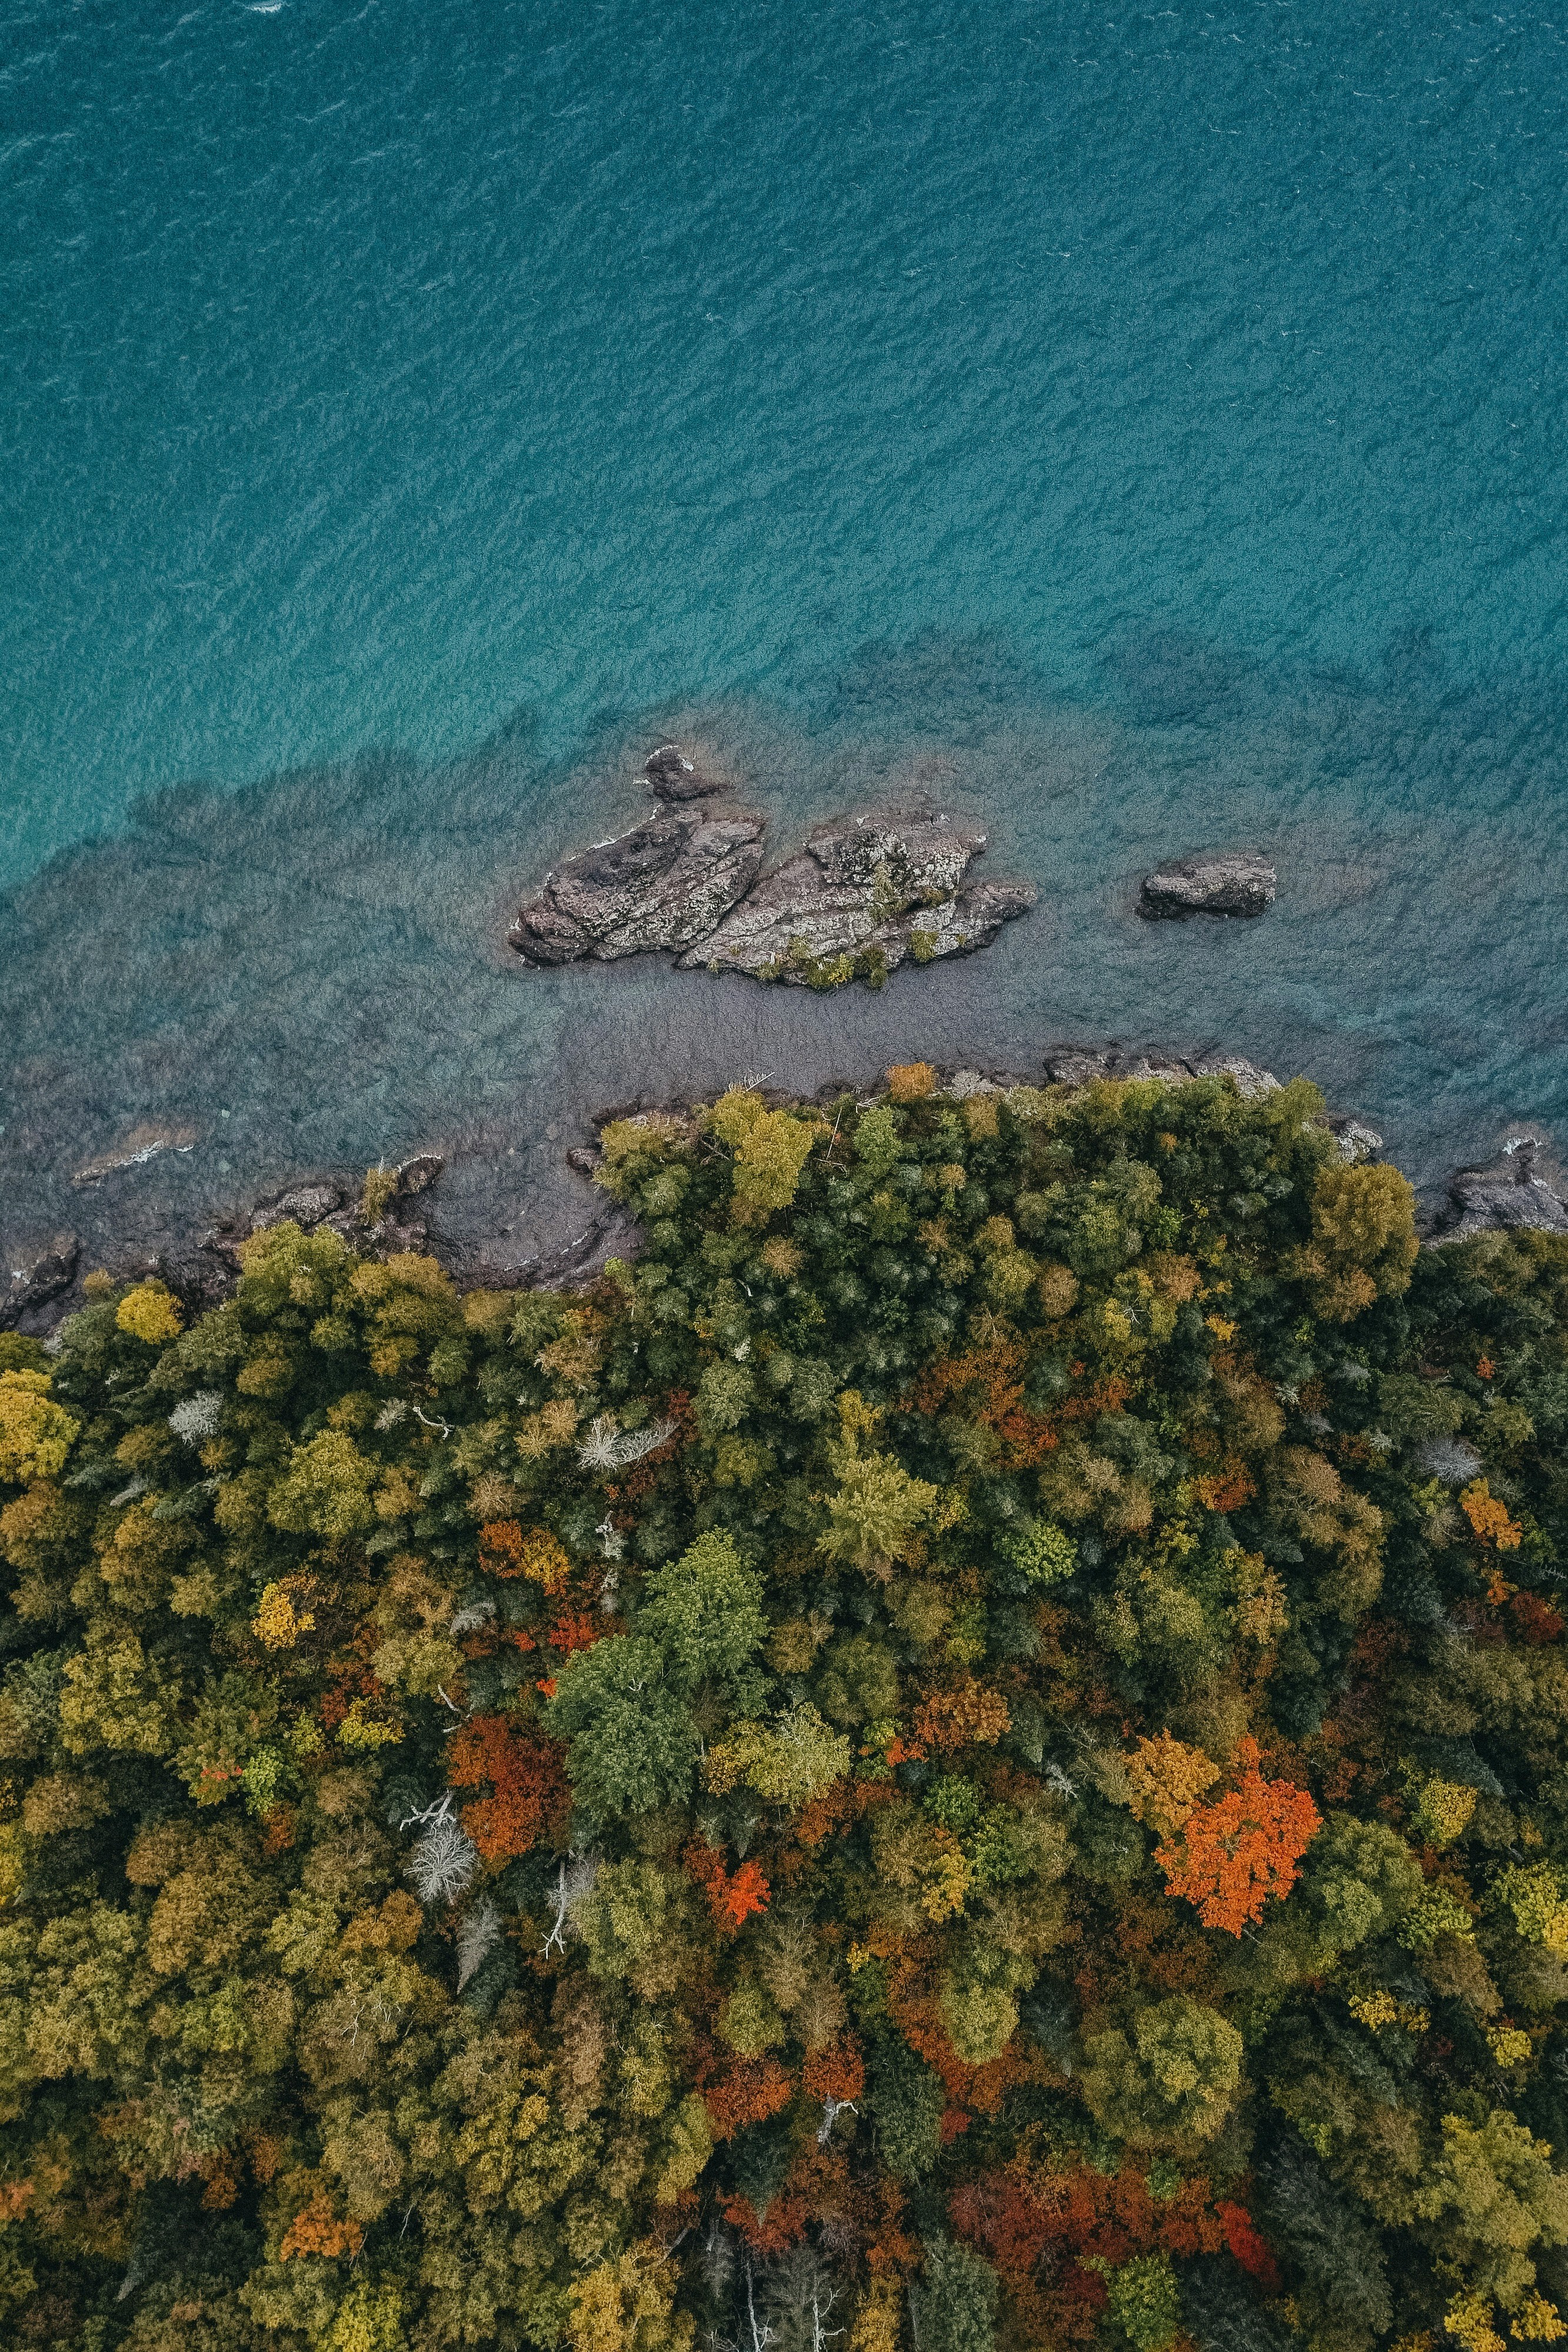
[
  {"left": 1425, "top": 1130, "right": 1568, "bottom": 1244},
  {"left": 509, "top": 806, "right": 767, "bottom": 964},
  {"left": 678, "top": 802, "right": 1034, "bottom": 983},
  {"left": 507, "top": 769, "right": 1036, "bottom": 986},
  {"left": 1139, "top": 851, "right": 1276, "bottom": 920}
]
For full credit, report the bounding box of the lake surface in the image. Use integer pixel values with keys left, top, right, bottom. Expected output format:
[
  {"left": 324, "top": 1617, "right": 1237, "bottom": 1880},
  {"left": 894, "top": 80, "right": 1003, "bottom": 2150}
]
[{"left": 4, "top": 0, "right": 1566, "bottom": 1272}]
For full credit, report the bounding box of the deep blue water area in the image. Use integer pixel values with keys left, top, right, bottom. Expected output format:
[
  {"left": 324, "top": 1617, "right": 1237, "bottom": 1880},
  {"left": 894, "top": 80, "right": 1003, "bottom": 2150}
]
[{"left": 3, "top": 0, "right": 1567, "bottom": 1270}]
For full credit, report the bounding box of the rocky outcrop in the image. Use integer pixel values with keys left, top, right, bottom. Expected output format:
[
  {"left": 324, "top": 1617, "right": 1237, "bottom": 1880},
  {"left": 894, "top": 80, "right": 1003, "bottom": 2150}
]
[
  {"left": 509, "top": 806, "right": 767, "bottom": 964},
  {"left": 2, "top": 1232, "right": 80, "bottom": 1333},
  {"left": 1322, "top": 1115, "right": 1384, "bottom": 1165},
  {"left": 1039, "top": 1046, "right": 1282, "bottom": 1097},
  {"left": 678, "top": 803, "right": 1034, "bottom": 983},
  {"left": 249, "top": 1181, "right": 346, "bottom": 1233},
  {"left": 157, "top": 1156, "right": 453, "bottom": 1318},
  {"left": 508, "top": 766, "right": 1036, "bottom": 988},
  {"left": 1139, "top": 852, "right": 1276, "bottom": 920},
  {"left": 641, "top": 741, "right": 727, "bottom": 801},
  {"left": 1425, "top": 1130, "right": 1568, "bottom": 1245}
]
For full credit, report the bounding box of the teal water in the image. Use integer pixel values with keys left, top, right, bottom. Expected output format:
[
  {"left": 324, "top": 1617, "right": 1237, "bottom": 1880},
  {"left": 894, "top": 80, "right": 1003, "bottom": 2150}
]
[{"left": 3, "top": 1, "right": 1567, "bottom": 1270}]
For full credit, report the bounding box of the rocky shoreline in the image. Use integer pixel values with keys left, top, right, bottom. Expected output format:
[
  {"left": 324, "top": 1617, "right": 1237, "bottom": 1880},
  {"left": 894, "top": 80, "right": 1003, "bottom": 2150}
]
[{"left": 8, "top": 1050, "right": 1563, "bottom": 1341}]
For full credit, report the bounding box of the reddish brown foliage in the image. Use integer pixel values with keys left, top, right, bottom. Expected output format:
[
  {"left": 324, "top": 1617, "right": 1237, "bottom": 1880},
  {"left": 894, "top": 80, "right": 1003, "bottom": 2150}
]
[
  {"left": 1512, "top": 1590, "right": 1564, "bottom": 1644},
  {"left": 278, "top": 2191, "right": 364, "bottom": 2261},
  {"left": 914, "top": 1676, "right": 1011, "bottom": 1752},
  {"left": 797, "top": 1780, "right": 854, "bottom": 1848},
  {"left": 1193, "top": 1460, "right": 1255, "bottom": 1513},
  {"left": 446, "top": 1715, "right": 570, "bottom": 1864},
  {"left": 802, "top": 2041, "right": 866, "bottom": 2103},
  {"left": 478, "top": 1521, "right": 572, "bottom": 1590},
  {"left": 545, "top": 1610, "right": 600, "bottom": 1655},
  {"left": 701, "top": 2057, "right": 793, "bottom": 2140},
  {"left": 1217, "top": 2200, "right": 1281, "bottom": 2290},
  {"left": 951, "top": 2161, "right": 1232, "bottom": 2281}
]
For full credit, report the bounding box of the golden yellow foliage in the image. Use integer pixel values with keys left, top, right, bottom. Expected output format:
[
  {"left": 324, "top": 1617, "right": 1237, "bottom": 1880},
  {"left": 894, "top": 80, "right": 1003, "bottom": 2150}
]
[
  {"left": 1124, "top": 1732, "right": 1221, "bottom": 1837},
  {"left": 252, "top": 1576, "right": 318, "bottom": 1651},
  {"left": 0, "top": 1372, "right": 80, "bottom": 1484},
  {"left": 707, "top": 1088, "right": 820, "bottom": 1221},
  {"left": 1416, "top": 1778, "right": 1479, "bottom": 1848},
  {"left": 1291, "top": 1160, "right": 1419, "bottom": 1322},
  {"left": 115, "top": 1281, "right": 184, "bottom": 1344}
]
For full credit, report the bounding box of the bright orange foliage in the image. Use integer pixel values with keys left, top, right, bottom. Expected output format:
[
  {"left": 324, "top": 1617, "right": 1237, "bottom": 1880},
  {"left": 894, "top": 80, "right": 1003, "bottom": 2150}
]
[
  {"left": 1461, "top": 1479, "right": 1523, "bottom": 1551},
  {"left": 683, "top": 1837, "right": 771, "bottom": 1931},
  {"left": 278, "top": 2191, "right": 364, "bottom": 2261},
  {"left": 445, "top": 1714, "right": 570, "bottom": 1864},
  {"left": 914, "top": 1677, "right": 1011, "bottom": 1752},
  {"left": 714, "top": 1860, "right": 770, "bottom": 1930},
  {"left": 1154, "top": 1737, "right": 1321, "bottom": 1934}
]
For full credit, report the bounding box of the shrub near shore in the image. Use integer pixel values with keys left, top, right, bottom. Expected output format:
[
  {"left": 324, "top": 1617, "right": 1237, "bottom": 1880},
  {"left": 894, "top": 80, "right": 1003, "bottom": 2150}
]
[{"left": 5, "top": 1066, "right": 1568, "bottom": 2350}]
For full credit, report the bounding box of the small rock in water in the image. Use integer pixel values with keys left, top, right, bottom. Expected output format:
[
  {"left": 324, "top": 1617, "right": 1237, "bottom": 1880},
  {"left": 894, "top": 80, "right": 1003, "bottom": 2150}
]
[
  {"left": 642, "top": 741, "right": 727, "bottom": 801},
  {"left": 1139, "top": 851, "right": 1276, "bottom": 920},
  {"left": 395, "top": 1153, "right": 445, "bottom": 1199}
]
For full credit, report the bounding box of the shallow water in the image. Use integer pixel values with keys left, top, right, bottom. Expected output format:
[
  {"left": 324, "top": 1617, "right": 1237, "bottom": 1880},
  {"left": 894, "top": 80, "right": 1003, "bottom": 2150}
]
[{"left": 3, "top": 2, "right": 1566, "bottom": 1270}]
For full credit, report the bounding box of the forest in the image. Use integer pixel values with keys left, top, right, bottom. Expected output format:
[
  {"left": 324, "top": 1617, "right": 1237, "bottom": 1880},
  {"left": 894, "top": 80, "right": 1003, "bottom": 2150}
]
[{"left": 6, "top": 1062, "right": 1568, "bottom": 2352}]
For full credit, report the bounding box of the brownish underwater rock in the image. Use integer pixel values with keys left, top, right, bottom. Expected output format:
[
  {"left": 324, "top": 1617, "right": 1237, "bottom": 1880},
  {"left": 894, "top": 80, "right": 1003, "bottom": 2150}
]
[
  {"left": 1139, "top": 851, "right": 1276, "bottom": 919},
  {"left": 72, "top": 1123, "right": 201, "bottom": 1186}
]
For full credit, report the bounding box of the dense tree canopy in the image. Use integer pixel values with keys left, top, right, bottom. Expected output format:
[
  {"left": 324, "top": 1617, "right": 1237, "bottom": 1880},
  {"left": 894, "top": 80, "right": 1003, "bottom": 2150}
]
[{"left": 6, "top": 1063, "right": 1568, "bottom": 2352}]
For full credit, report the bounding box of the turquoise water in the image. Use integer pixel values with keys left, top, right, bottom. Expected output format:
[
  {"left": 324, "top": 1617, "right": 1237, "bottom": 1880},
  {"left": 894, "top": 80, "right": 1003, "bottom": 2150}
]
[{"left": 4, "top": 1, "right": 1567, "bottom": 1269}]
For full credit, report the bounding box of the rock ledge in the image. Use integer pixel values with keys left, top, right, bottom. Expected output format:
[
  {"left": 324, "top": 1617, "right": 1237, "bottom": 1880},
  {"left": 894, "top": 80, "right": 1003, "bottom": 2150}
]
[{"left": 1139, "top": 851, "right": 1276, "bottom": 920}]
